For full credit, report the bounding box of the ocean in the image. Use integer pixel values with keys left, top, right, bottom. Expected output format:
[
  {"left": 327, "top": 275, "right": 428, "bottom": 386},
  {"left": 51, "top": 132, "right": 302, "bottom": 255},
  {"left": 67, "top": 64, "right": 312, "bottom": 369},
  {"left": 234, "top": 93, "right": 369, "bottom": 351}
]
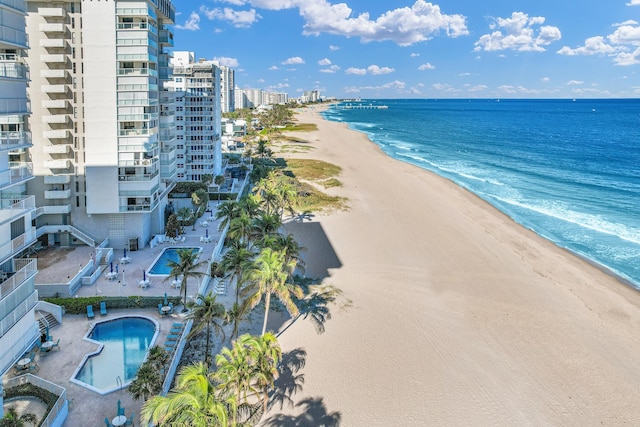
[{"left": 322, "top": 99, "right": 640, "bottom": 289}]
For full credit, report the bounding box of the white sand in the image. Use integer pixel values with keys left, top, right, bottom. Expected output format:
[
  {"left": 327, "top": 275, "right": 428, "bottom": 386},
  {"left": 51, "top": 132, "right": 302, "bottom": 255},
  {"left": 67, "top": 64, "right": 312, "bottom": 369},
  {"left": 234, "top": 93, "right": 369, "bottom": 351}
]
[{"left": 259, "top": 105, "right": 640, "bottom": 426}]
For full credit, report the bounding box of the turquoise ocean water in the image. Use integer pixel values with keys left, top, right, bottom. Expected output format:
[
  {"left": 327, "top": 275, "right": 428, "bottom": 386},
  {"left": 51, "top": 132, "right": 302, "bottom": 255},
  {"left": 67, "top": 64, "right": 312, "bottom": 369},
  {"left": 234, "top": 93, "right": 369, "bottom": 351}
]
[{"left": 322, "top": 99, "right": 640, "bottom": 289}]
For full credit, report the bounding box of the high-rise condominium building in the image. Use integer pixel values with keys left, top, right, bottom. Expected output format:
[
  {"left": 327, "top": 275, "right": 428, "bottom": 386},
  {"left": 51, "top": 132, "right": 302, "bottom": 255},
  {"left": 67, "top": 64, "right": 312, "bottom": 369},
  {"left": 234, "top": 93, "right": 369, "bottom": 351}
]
[
  {"left": 25, "top": 0, "right": 176, "bottom": 250},
  {"left": 167, "top": 51, "right": 222, "bottom": 182},
  {"left": 0, "top": 0, "right": 40, "bottom": 412},
  {"left": 213, "top": 62, "right": 234, "bottom": 113}
]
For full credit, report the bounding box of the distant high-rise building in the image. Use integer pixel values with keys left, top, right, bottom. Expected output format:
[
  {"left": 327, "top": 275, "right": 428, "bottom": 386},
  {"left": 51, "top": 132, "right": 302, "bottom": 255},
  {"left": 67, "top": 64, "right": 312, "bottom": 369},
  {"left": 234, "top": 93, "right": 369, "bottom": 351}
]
[
  {"left": 0, "top": 0, "right": 40, "bottom": 412},
  {"left": 167, "top": 51, "right": 222, "bottom": 182},
  {"left": 25, "top": 0, "right": 176, "bottom": 249},
  {"left": 213, "top": 62, "right": 234, "bottom": 113}
]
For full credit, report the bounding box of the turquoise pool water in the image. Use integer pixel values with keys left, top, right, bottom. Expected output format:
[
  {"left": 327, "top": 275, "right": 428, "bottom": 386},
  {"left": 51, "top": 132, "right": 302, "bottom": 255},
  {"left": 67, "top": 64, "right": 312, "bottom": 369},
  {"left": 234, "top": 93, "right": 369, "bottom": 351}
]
[
  {"left": 148, "top": 247, "right": 199, "bottom": 275},
  {"left": 72, "top": 317, "right": 156, "bottom": 394}
]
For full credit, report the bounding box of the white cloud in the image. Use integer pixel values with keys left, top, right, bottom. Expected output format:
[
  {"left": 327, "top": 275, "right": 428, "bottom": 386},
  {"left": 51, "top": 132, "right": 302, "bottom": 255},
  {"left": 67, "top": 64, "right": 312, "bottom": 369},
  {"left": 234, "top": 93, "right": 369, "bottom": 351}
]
[
  {"left": 432, "top": 83, "right": 460, "bottom": 93},
  {"left": 627, "top": 0, "right": 640, "bottom": 5},
  {"left": 212, "top": 56, "right": 240, "bottom": 67},
  {"left": 200, "top": 6, "right": 261, "bottom": 27},
  {"left": 468, "top": 85, "right": 488, "bottom": 92},
  {"left": 567, "top": 80, "right": 584, "bottom": 85},
  {"left": 474, "top": 12, "right": 561, "bottom": 52},
  {"left": 558, "top": 21, "right": 640, "bottom": 65},
  {"left": 318, "top": 58, "right": 332, "bottom": 66},
  {"left": 329, "top": 45, "right": 340, "bottom": 51},
  {"left": 319, "top": 65, "right": 340, "bottom": 73},
  {"left": 410, "top": 53, "right": 420, "bottom": 57},
  {"left": 557, "top": 36, "right": 617, "bottom": 55},
  {"left": 282, "top": 56, "right": 305, "bottom": 65},
  {"left": 459, "top": 72, "right": 471, "bottom": 76},
  {"left": 541, "top": 77, "right": 550, "bottom": 82},
  {"left": 232, "top": 0, "right": 467, "bottom": 46},
  {"left": 345, "top": 67, "right": 367, "bottom": 75},
  {"left": 269, "top": 65, "right": 279, "bottom": 70},
  {"left": 614, "top": 20, "right": 638, "bottom": 26},
  {"left": 608, "top": 24, "right": 640, "bottom": 45},
  {"left": 175, "top": 12, "right": 200, "bottom": 31},
  {"left": 418, "top": 62, "right": 435, "bottom": 70},
  {"left": 614, "top": 46, "right": 640, "bottom": 65},
  {"left": 367, "top": 65, "right": 394, "bottom": 75}
]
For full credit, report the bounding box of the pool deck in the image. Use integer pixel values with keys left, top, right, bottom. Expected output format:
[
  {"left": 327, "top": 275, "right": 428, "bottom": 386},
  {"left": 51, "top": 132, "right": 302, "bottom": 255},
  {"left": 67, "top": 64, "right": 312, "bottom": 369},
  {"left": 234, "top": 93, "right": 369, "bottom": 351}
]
[{"left": 11, "top": 203, "right": 239, "bottom": 426}]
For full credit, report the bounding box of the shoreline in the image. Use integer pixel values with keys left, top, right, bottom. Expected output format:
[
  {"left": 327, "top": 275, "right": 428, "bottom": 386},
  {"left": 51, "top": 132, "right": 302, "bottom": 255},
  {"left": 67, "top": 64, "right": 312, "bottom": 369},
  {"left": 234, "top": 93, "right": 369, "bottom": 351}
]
[
  {"left": 322, "top": 103, "right": 640, "bottom": 292},
  {"left": 260, "top": 104, "right": 640, "bottom": 425}
]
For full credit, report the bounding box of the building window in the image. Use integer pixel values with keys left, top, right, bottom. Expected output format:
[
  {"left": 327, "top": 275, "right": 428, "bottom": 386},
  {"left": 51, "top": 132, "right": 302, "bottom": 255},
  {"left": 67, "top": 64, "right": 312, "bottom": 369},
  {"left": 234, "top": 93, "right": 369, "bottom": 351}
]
[{"left": 10, "top": 219, "right": 24, "bottom": 240}]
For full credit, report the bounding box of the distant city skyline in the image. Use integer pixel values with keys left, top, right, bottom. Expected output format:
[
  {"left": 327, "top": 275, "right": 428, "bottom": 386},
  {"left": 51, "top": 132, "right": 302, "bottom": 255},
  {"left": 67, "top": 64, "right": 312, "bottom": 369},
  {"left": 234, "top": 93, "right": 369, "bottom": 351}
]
[{"left": 173, "top": 1, "right": 640, "bottom": 99}]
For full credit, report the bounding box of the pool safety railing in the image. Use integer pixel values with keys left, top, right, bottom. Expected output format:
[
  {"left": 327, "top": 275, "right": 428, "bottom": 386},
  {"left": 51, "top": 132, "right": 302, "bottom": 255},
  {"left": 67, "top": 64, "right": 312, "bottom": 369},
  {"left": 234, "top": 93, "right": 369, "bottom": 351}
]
[{"left": 3, "top": 373, "right": 68, "bottom": 427}]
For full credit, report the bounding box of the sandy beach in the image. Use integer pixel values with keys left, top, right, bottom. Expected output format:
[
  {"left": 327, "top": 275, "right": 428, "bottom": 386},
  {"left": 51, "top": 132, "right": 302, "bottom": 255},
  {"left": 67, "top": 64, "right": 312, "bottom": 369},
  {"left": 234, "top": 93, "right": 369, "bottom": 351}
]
[{"left": 259, "top": 105, "right": 640, "bottom": 425}]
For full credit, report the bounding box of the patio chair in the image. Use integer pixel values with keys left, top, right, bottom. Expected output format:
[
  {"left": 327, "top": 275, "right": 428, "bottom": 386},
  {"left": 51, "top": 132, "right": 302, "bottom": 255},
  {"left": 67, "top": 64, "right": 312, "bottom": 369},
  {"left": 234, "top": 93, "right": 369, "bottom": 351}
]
[
  {"left": 52, "top": 338, "right": 60, "bottom": 350},
  {"left": 157, "top": 303, "right": 163, "bottom": 314},
  {"left": 117, "top": 400, "right": 125, "bottom": 416},
  {"left": 104, "top": 417, "right": 112, "bottom": 427},
  {"left": 125, "top": 413, "right": 134, "bottom": 426},
  {"left": 87, "top": 305, "right": 95, "bottom": 319},
  {"left": 168, "top": 302, "right": 174, "bottom": 313},
  {"left": 100, "top": 301, "right": 108, "bottom": 316},
  {"left": 28, "top": 363, "right": 39, "bottom": 373}
]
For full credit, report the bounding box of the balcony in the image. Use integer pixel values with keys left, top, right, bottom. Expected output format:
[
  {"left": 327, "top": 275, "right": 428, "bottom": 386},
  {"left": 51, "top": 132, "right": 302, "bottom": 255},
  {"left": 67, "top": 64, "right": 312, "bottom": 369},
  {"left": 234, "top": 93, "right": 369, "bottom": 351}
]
[
  {"left": 39, "top": 38, "right": 66, "bottom": 48},
  {"left": 39, "top": 23, "right": 65, "bottom": 34},
  {"left": 42, "top": 114, "right": 70, "bottom": 125},
  {"left": 44, "top": 189, "right": 71, "bottom": 199},
  {"left": 0, "top": 62, "right": 27, "bottom": 79},
  {"left": 0, "top": 196, "right": 35, "bottom": 226},
  {"left": 116, "top": 67, "right": 158, "bottom": 77},
  {"left": 40, "top": 69, "right": 68, "bottom": 79},
  {"left": 37, "top": 204, "right": 72, "bottom": 215},
  {"left": 0, "top": 131, "right": 31, "bottom": 151},
  {"left": 38, "top": 7, "right": 65, "bottom": 17},
  {"left": 40, "top": 54, "right": 66, "bottom": 64},
  {"left": 44, "top": 175, "right": 71, "bottom": 184},
  {"left": 0, "top": 162, "right": 34, "bottom": 187},
  {"left": 43, "top": 159, "right": 71, "bottom": 169},
  {"left": 41, "top": 99, "right": 69, "bottom": 109},
  {"left": 41, "top": 84, "right": 68, "bottom": 94},
  {"left": 43, "top": 129, "right": 69, "bottom": 139},
  {"left": 158, "top": 30, "right": 173, "bottom": 47},
  {"left": 43, "top": 144, "right": 72, "bottom": 154}
]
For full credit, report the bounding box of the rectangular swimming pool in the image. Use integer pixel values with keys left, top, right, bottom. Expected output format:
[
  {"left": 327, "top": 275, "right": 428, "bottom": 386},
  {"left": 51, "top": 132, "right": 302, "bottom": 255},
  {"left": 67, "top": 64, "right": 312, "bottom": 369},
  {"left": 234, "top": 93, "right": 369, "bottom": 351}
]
[{"left": 148, "top": 247, "right": 200, "bottom": 275}]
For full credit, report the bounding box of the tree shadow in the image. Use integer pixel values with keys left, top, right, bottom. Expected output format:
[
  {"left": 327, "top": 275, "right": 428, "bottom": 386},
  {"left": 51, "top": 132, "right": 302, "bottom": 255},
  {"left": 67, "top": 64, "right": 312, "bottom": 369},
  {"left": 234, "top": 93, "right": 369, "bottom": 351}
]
[
  {"left": 262, "top": 396, "right": 341, "bottom": 427},
  {"left": 270, "top": 348, "right": 307, "bottom": 411}
]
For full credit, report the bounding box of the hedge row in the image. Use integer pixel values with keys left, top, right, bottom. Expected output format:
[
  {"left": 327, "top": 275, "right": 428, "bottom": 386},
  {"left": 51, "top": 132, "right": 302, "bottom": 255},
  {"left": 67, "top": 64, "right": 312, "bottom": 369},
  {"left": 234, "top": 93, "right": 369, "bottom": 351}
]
[
  {"left": 4, "top": 383, "right": 58, "bottom": 425},
  {"left": 43, "top": 295, "right": 182, "bottom": 315}
]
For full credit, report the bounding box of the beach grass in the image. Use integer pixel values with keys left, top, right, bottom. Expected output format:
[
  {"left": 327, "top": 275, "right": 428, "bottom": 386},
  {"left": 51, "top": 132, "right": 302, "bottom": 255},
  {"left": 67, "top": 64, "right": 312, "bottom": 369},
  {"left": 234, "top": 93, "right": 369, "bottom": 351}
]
[
  {"left": 281, "top": 123, "right": 318, "bottom": 132},
  {"left": 320, "top": 178, "right": 342, "bottom": 188},
  {"left": 284, "top": 158, "right": 342, "bottom": 181}
]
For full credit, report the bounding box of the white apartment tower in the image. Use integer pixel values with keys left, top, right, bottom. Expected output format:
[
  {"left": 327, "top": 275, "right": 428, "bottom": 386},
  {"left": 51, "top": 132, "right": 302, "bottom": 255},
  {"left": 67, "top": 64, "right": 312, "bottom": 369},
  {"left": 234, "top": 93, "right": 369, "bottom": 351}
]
[
  {"left": 213, "top": 62, "right": 234, "bottom": 113},
  {"left": 0, "top": 0, "right": 40, "bottom": 412},
  {"left": 167, "top": 51, "right": 222, "bottom": 182},
  {"left": 25, "top": 0, "right": 176, "bottom": 250}
]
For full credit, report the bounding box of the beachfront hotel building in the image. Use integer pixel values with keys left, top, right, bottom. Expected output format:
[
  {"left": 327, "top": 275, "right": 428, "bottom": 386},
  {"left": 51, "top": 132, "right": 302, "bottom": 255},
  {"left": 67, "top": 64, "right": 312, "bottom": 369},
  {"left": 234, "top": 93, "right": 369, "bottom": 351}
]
[
  {"left": 235, "top": 87, "right": 289, "bottom": 109},
  {"left": 166, "top": 51, "right": 222, "bottom": 182},
  {"left": 0, "top": 0, "right": 40, "bottom": 412},
  {"left": 24, "top": 0, "right": 177, "bottom": 250}
]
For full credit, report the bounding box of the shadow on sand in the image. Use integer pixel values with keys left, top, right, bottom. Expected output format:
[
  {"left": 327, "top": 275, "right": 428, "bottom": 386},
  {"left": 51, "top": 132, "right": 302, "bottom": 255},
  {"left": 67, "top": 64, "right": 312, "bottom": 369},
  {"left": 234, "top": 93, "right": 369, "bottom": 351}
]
[{"left": 263, "top": 348, "right": 341, "bottom": 426}]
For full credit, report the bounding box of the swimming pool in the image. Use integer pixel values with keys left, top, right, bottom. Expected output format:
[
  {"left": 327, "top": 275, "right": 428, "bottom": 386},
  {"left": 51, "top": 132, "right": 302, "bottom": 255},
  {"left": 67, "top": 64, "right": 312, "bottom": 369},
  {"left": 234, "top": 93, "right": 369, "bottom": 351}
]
[
  {"left": 148, "top": 247, "right": 201, "bottom": 275},
  {"left": 71, "top": 316, "right": 158, "bottom": 395}
]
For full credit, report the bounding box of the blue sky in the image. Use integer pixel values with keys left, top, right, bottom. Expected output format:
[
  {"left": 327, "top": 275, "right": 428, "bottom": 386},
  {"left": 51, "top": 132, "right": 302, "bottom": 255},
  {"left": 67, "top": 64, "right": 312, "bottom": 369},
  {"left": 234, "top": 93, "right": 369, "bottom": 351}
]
[{"left": 173, "top": 0, "right": 640, "bottom": 99}]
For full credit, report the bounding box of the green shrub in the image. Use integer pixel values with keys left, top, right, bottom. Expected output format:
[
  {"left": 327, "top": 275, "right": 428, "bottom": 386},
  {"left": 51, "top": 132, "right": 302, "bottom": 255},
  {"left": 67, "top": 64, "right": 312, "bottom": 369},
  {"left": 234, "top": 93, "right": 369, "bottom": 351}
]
[{"left": 43, "top": 296, "right": 182, "bottom": 314}]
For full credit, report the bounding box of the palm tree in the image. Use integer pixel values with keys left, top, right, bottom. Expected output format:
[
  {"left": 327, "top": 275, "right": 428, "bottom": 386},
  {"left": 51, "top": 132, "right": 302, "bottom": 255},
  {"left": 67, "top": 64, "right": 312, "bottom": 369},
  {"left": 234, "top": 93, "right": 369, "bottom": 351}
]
[
  {"left": 228, "top": 213, "right": 253, "bottom": 247},
  {"left": 244, "top": 248, "right": 303, "bottom": 336},
  {"left": 141, "top": 362, "right": 231, "bottom": 427},
  {"left": 177, "top": 206, "right": 194, "bottom": 231},
  {"left": 220, "top": 241, "right": 253, "bottom": 304},
  {"left": 0, "top": 408, "right": 37, "bottom": 427},
  {"left": 186, "top": 292, "right": 227, "bottom": 365},
  {"left": 129, "top": 363, "right": 163, "bottom": 402},
  {"left": 215, "top": 338, "right": 259, "bottom": 425},
  {"left": 251, "top": 212, "right": 282, "bottom": 244},
  {"left": 273, "top": 233, "right": 305, "bottom": 279},
  {"left": 165, "top": 248, "right": 208, "bottom": 312},
  {"left": 215, "top": 200, "right": 241, "bottom": 231},
  {"left": 247, "top": 333, "right": 282, "bottom": 413},
  {"left": 224, "top": 302, "right": 250, "bottom": 345}
]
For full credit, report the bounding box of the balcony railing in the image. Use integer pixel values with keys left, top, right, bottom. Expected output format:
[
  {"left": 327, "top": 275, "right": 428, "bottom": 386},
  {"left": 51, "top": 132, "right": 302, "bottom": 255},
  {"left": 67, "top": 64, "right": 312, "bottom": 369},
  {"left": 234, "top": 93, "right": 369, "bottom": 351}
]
[
  {"left": 0, "top": 62, "right": 27, "bottom": 79},
  {"left": 0, "top": 26, "right": 27, "bottom": 48},
  {"left": 0, "top": 98, "right": 28, "bottom": 116},
  {"left": 118, "top": 169, "right": 159, "bottom": 181},
  {"left": 44, "top": 189, "right": 71, "bottom": 199},
  {"left": 0, "top": 131, "right": 31, "bottom": 150},
  {"left": 116, "top": 67, "right": 158, "bottom": 77}
]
